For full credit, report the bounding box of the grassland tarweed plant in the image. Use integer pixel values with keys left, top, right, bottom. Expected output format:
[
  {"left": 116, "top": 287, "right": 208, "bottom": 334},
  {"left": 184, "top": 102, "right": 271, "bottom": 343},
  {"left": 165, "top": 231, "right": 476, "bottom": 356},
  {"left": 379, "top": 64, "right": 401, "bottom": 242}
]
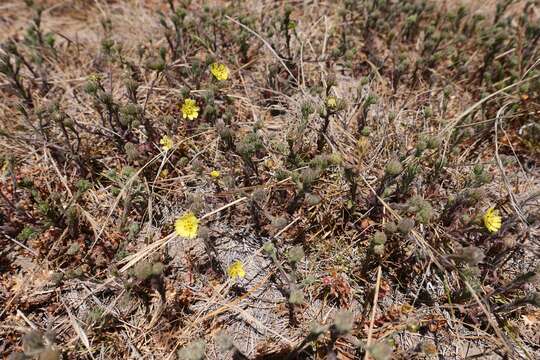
[{"left": 1, "top": 0, "right": 539, "bottom": 359}]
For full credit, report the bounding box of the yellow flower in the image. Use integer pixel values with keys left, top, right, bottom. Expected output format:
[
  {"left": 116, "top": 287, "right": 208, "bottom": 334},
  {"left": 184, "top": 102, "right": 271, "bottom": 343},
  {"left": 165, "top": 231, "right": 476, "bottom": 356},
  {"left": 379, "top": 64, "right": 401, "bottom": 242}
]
[
  {"left": 326, "top": 96, "right": 337, "bottom": 109},
  {"left": 210, "top": 62, "right": 230, "bottom": 81},
  {"left": 159, "top": 169, "right": 169, "bottom": 178},
  {"left": 160, "top": 135, "right": 173, "bottom": 151},
  {"left": 227, "top": 260, "right": 246, "bottom": 279},
  {"left": 181, "top": 98, "right": 200, "bottom": 120},
  {"left": 483, "top": 207, "right": 502, "bottom": 233},
  {"left": 210, "top": 170, "right": 220, "bottom": 178},
  {"left": 88, "top": 73, "right": 101, "bottom": 82},
  {"left": 175, "top": 212, "right": 199, "bottom": 239}
]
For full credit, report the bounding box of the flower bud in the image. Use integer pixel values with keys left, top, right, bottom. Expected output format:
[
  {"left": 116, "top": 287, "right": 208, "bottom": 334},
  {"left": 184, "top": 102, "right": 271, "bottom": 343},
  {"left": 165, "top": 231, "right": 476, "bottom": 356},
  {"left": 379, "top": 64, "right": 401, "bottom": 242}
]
[
  {"left": 397, "top": 218, "right": 415, "bottom": 234},
  {"left": 333, "top": 310, "right": 354, "bottom": 335},
  {"left": 289, "top": 289, "right": 304, "bottom": 305},
  {"left": 383, "top": 222, "right": 397, "bottom": 233},
  {"left": 177, "top": 340, "right": 206, "bottom": 360},
  {"left": 262, "top": 242, "right": 276, "bottom": 257},
  {"left": 385, "top": 159, "right": 403, "bottom": 176},
  {"left": 371, "top": 231, "right": 387, "bottom": 245},
  {"left": 287, "top": 245, "right": 304, "bottom": 264}
]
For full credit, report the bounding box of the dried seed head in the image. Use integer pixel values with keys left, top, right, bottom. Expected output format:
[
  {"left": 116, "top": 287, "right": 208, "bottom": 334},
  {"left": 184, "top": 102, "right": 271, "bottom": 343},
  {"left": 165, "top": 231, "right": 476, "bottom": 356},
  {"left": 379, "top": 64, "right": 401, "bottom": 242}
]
[
  {"left": 397, "top": 218, "right": 415, "bottom": 234},
  {"left": 251, "top": 188, "right": 266, "bottom": 204},
  {"left": 271, "top": 216, "right": 288, "bottom": 230},
  {"left": 7, "top": 353, "right": 27, "bottom": 360},
  {"left": 373, "top": 244, "right": 385, "bottom": 256},
  {"left": 151, "top": 262, "right": 165, "bottom": 276},
  {"left": 305, "top": 193, "right": 321, "bottom": 206},
  {"left": 287, "top": 245, "right": 304, "bottom": 264},
  {"left": 371, "top": 231, "right": 387, "bottom": 245},
  {"left": 218, "top": 124, "right": 234, "bottom": 143},
  {"left": 22, "top": 331, "right": 45, "bottom": 356},
  {"left": 385, "top": 159, "right": 403, "bottom": 176},
  {"left": 38, "top": 348, "right": 61, "bottom": 360},
  {"left": 188, "top": 194, "right": 205, "bottom": 214},
  {"left": 262, "top": 242, "right": 276, "bottom": 257},
  {"left": 66, "top": 243, "right": 80, "bottom": 256},
  {"left": 468, "top": 188, "right": 486, "bottom": 203},
  {"left": 454, "top": 246, "right": 485, "bottom": 266},
  {"left": 134, "top": 261, "right": 153, "bottom": 281},
  {"left": 309, "top": 322, "right": 327, "bottom": 338},
  {"left": 415, "top": 139, "right": 427, "bottom": 155},
  {"left": 198, "top": 226, "right": 209, "bottom": 240},
  {"left": 177, "top": 339, "right": 206, "bottom": 360},
  {"left": 408, "top": 196, "right": 435, "bottom": 224},
  {"left": 300, "top": 168, "right": 321, "bottom": 189},
  {"left": 333, "top": 310, "right": 354, "bottom": 335},
  {"left": 526, "top": 292, "right": 540, "bottom": 307},
  {"left": 420, "top": 341, "right": 437, "bottom": 355},
  {"left": 289, "top": 289, "right": 304, "bottom": 305},
  {"left": 124, "top": 143, "right": 140, "bottom": 162},
  {"left": 215, "top": 332, "right": 235, "bottom": 352},
  {"left": 368, "top": 341, "right": 393, "bottom": 360},
  {"left": 222, "top": 175, "right": 235, "bottom": 188},
  {"left": 383, "top": 222, "right": 397, "bottom": 233}
]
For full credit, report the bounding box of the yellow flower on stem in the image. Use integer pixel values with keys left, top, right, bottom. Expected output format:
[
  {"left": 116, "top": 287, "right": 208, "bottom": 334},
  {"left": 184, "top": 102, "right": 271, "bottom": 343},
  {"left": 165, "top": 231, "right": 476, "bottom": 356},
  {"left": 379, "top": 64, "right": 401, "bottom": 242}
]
[
  {"left": 88, "top": 73, "right": 101, "bottom": 82},
  {"left": 159, "top": 169, "right": 169, "bottom": 178},
  {"left": 210, "top": 170, "right": 220, "bottom": 178},
  {"left": 210, "top": 62, "right": 230, "bottom": 81},
  {"left": 159, "top": 135, "right": 173, "bottom": 151},
  {"left": 227, "top": 260, "right": 246, "bottom": 279},
  {"left": 175, "top": 212, "right": 199, "bottom": 239},
  {"left": 326, "top": 96, "right": 337, "bottom": 109},
  {"left": 483, "top": 207, "right": 502, "bottom": 233},
  {"left": 181, "top": 98, "right": 200, "bottom": 120}
]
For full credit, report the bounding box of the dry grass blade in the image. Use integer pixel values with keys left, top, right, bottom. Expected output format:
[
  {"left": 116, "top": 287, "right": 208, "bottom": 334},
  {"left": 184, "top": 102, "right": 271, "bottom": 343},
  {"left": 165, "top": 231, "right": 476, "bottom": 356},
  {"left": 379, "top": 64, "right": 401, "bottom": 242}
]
[
  {"left": 364, "top": 265, "right": 382, "bottom": 360},
  {"left": 63, "top": 302, "right": 94, "bottom": 358}
]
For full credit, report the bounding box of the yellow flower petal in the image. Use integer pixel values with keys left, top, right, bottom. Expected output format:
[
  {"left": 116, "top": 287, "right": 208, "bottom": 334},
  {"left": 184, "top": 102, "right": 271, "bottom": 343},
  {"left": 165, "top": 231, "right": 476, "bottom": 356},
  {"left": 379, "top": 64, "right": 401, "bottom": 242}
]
[
  {"left": 159, "top": 135, "right": 173, "bottom": 151},
  {"left": 210, "top": 170, "right": 220, "bottom": 178},
  {"left": 181, "top": 98, "right": 200, "bottom": 120},
  {"left": 159, "top": 169, "right": 169, "bottom": 178},
  {"left": 210, "top": 62, "right": 230, "bottom": 81},
  {"left": 175, "top": 212, "right": 199, "bottom": 239},
  {"left": 483, "top": 207, "right": 502, "bottom": 233},
  {"left": 326, "top": 96, "right": 338, "bottom": 109},
  {"left": 227, "top": 260, "right": 246, "bottom": 279}
]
